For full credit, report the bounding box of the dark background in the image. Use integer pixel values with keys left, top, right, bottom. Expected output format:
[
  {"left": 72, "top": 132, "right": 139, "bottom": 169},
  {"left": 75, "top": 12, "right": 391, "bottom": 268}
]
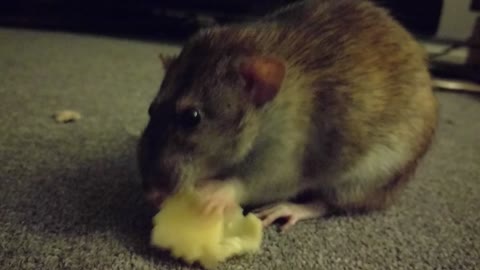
[
  {"left": 0, "top": 0, "right": 443, "bottom": 40},
  {"left": 3, "top": 0, "right": 479, "bottom": 83}
]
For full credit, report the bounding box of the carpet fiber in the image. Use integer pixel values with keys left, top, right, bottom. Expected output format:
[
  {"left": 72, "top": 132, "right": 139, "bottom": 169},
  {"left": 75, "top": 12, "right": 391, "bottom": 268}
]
[{"left": 1, "top": 27, "right": 479, "bottom": 270}]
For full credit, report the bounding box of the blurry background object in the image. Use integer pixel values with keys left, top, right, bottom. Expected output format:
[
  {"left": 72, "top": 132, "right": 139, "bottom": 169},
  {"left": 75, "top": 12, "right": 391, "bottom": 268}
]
[
  {"left": 417, "top": 0, "right": 480, "bottom": 92},
  {"left": 0, "top": 0, "right": 295, "bottom": 39},
  {"left": 0, "top": 0, "right": 478, "bottom": 90}
]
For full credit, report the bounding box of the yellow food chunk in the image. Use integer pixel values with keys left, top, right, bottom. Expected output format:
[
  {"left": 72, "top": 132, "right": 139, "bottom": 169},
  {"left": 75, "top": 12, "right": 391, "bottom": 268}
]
[
  {"left": 52, "top": 110, "right": 81, "bottom": 123},
  {"left": 150, "top": 189, "right": 263, "bottom": 269}
]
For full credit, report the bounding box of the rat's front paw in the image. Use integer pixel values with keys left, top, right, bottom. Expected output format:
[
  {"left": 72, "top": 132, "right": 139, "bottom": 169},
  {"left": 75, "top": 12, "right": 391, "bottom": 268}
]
[{"left": 196, "top": 180, "right": 239, "bottom": 215}]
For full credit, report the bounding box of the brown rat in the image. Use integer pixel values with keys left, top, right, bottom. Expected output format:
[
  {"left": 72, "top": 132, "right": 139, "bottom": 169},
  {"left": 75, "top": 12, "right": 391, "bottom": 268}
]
[{"left": 138, "top": 0, "right": 438, "bottom": 231}]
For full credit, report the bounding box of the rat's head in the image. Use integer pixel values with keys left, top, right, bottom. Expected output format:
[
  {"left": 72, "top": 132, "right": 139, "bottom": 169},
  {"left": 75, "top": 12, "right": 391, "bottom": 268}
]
[{"left": 138, "top": 37, "right": 286, "bottom": 206}]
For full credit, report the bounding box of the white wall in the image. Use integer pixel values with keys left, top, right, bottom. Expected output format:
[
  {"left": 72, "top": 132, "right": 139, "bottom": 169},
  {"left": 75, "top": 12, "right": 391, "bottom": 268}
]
[{"left": 437, "top": 0, "right": 478, "bottom": 41}]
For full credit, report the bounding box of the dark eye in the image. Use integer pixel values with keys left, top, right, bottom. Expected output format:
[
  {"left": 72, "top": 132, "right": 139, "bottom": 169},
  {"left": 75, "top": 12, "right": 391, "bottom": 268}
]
[{"left": 176, "top": 108, "right": 201, "bottom": 129}]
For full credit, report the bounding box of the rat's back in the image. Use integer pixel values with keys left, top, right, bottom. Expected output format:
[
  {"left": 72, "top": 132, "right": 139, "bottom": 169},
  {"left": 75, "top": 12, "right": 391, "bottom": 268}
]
[
  {"left": 201, "top": 0, "right": 437, "bottom": 210},
  {"left": 267, "top": 0, "right": 438, "bottom": 210},
  {"left": 171, "top": 0, "right": 437, "bottom": 211}
]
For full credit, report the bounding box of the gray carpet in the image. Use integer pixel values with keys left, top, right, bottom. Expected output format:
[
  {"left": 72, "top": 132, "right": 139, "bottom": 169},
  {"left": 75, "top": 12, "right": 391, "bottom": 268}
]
[{"left": 1, "top": 27, "right": 479, "bottom": 270}]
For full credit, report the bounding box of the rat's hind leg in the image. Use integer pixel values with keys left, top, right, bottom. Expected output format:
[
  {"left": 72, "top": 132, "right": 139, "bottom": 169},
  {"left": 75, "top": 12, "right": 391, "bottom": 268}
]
[{"left": 252, "top": 201, "right": 327, "bottom": 232}]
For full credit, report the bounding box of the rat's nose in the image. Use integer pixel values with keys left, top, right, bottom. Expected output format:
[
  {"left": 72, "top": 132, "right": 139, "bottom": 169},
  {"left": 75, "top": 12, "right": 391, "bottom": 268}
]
[{"left": 145, "top": 188, "right": 168, "bottom": 209}]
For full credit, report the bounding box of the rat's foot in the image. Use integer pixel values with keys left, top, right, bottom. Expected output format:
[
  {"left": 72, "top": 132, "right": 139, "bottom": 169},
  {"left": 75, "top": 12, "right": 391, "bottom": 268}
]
[
  {"left": 196, "top": 179, "right": 243, "bottom": 216},
  {"left": 253, "top": 201, "right": 327, "bottom": 232}
]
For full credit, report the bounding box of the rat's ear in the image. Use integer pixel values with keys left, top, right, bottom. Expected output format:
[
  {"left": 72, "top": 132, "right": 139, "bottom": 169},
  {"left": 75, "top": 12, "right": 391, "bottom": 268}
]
[
  {"left": 158, "top": 54, "right": 177, "bottom": 70},
  {"left": 239, "top": 56, "right": 286, "bottom": 107}
]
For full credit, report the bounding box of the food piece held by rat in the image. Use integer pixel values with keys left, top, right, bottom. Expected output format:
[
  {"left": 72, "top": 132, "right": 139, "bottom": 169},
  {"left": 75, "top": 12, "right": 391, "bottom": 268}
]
[
  {"left": 150, "top": 189, "right": 263, "bottom": 269},
  {"left": 138, "top": 0, "right": 438, "bottom": 231}
]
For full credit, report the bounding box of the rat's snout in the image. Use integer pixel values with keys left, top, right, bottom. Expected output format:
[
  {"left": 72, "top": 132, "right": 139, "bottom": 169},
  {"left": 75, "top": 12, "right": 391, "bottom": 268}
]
[
  {"left": 142, "top": 172, "right": 176, "bottom": 208},
  {"left": 141, "top": 156, "right": 183, "bottom": 208},
  {"left": 138, "top": 125, "right": 191, "bottom": 207},
  {"left": 145, "top": 187, "right": 168, "bottom": 209}
]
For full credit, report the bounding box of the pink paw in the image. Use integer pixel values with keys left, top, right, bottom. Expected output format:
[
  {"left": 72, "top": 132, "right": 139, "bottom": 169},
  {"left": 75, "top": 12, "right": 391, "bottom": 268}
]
[
  {"left": 196, "top": 180, "right": 238, "bottom": 215},
  {"left": 253, "top": 202, "right": 326, "bottom": 232}
]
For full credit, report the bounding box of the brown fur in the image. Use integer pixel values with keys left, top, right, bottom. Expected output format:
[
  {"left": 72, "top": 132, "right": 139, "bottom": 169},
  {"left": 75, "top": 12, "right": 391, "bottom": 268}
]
[{"left": 138, "top": 0, "right": 438, "bottom": 215}]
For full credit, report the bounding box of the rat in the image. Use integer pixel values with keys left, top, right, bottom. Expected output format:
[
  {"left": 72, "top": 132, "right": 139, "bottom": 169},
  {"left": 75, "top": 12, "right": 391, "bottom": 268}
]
[{"left": 138, "top": 0, "right": 438, "bottom": 232}]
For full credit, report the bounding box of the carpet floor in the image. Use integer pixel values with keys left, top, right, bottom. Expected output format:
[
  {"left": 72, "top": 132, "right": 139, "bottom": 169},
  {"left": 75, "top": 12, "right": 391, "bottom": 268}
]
[{"left": 1, "top": 27, "right": 479, "bottom": 270}]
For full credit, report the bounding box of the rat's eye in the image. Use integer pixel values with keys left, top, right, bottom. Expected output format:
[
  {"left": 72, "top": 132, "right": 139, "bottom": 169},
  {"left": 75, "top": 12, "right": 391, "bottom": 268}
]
[{"left": 176, "top": 108, "right": 201, "bottom": 129}]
